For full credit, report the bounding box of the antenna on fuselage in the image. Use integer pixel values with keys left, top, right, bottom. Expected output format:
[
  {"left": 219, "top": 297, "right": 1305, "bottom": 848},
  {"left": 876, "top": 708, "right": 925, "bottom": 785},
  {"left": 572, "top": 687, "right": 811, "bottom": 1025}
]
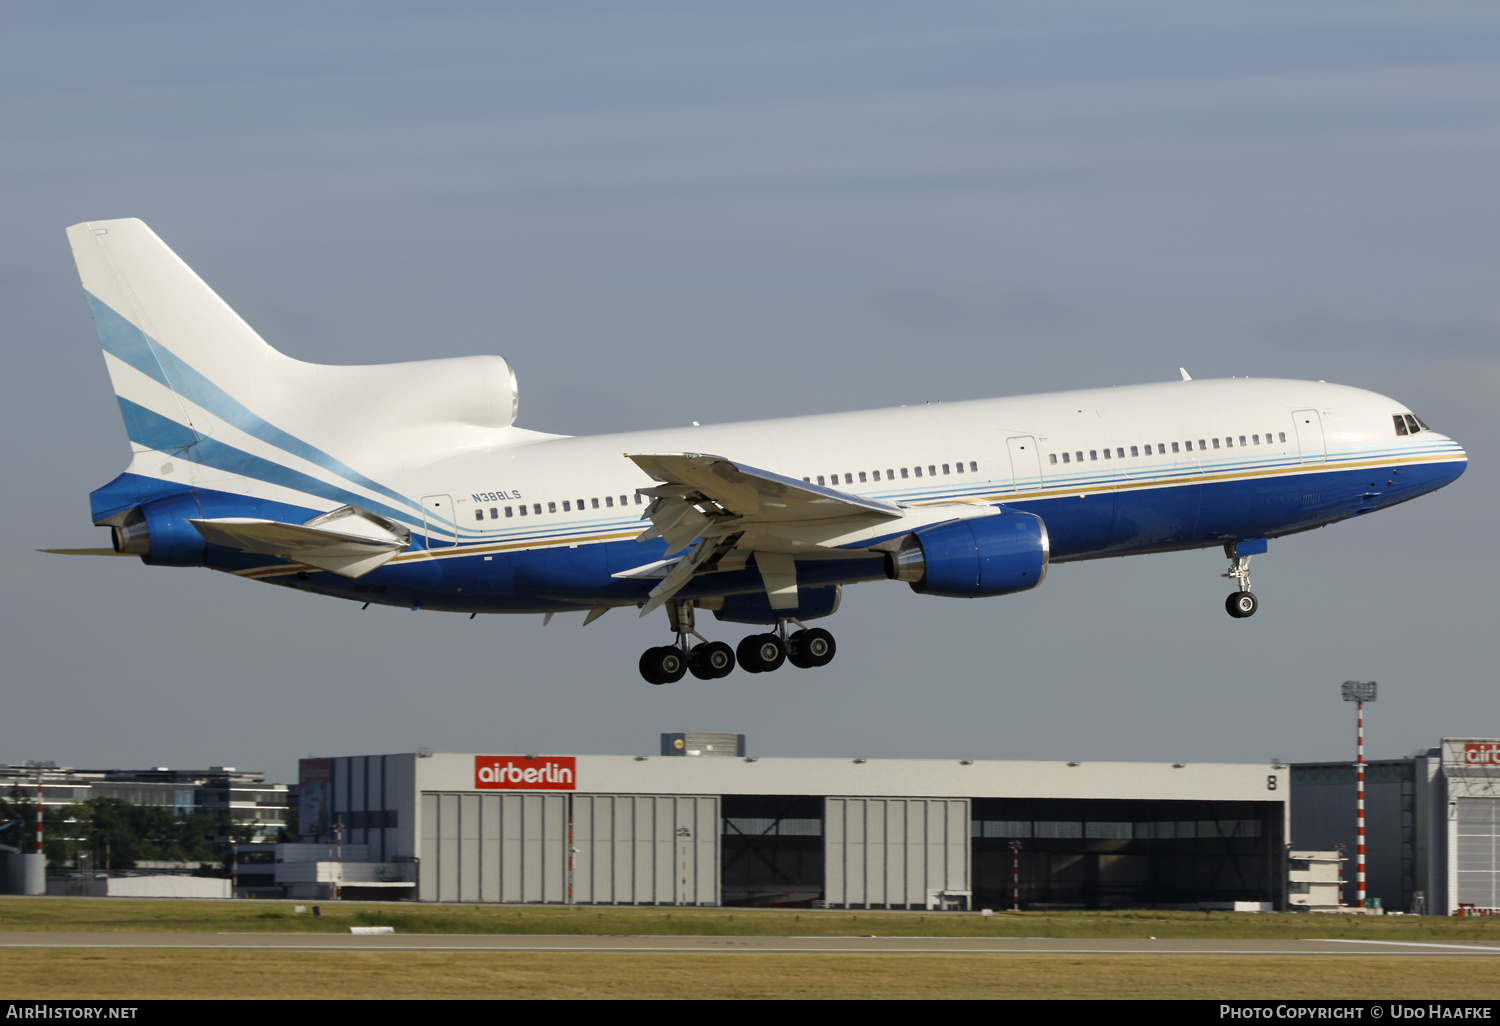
[{"left": 1179, "top": 368, "right": 1192, "bottom": 381}]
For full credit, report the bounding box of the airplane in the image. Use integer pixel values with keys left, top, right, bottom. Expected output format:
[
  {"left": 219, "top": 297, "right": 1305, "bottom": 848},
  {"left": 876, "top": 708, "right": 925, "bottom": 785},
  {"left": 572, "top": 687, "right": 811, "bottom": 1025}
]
[{"left": 53, "top": 219, "right": 1468, "bottom": 684}]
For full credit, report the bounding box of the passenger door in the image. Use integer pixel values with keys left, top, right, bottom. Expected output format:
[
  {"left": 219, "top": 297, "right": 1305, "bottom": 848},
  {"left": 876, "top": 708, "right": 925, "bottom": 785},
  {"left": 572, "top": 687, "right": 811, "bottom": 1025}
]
[
  {"left": 1007, "top": 435, "right": 1043, "bottom": 494},
  {"left": 1292, "top": 411, "right": 1326, "bottom": 465},
  {"left": 421, "top": 493, "right": 456, "bottom": 548}
]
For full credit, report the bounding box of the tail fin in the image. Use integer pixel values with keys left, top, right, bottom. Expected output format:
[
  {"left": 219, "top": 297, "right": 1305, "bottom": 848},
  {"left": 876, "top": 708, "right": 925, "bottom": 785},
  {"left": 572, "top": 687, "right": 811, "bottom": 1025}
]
[
  {"left": 70, "top": 219, "right": 528, "bottom": 532},
  {"left": 69, "top": 219, "right": 288, "bottom": 463}
]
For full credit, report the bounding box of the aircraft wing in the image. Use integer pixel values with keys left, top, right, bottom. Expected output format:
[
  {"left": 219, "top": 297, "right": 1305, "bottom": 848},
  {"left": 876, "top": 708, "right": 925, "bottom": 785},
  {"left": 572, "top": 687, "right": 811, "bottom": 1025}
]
[
  {"left": 189, "top": 505, "right": 411, "bottom": 578},
  {"left": 626, "top": 452, "right": 905, "bottom": 615}
]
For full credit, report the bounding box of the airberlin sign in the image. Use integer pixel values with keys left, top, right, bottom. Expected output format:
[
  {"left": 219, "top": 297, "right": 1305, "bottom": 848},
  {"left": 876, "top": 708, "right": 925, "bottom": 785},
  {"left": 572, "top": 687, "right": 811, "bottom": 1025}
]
[
  {"left": 1464, "top": 743, "right": 1500, "bottom": 766},
  {"left": 475, "top": 755, "right": 576, "bottom": 790}
]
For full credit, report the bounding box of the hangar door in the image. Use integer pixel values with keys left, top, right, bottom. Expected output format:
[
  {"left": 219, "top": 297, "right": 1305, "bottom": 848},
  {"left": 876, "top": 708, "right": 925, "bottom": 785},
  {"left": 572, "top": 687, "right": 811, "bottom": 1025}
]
[
  {"left": 824, "top": 797, "right": 970, "bottom": 909},
  {"left": 571, "top": 795, "right": 719, "bottom": 905},
  {"left": 1455, "top": 798, "right": 1500, "bottom": 910},
  {"left": 419, "top": 792, "right": 568, "bottom": 903}
]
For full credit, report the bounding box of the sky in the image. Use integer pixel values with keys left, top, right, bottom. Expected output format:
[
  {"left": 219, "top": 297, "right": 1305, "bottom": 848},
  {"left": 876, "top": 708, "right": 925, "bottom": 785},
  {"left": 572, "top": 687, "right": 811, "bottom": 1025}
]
[{"left": 2, "top": 2, "right": 1495, "bottom": 784}]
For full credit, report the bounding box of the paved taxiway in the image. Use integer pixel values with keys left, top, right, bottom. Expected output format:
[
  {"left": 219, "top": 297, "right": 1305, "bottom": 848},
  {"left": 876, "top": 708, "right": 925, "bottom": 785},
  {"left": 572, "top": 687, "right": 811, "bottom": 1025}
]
[{"left": 2, "top": 933, "right": 1499, "bottom": 955}]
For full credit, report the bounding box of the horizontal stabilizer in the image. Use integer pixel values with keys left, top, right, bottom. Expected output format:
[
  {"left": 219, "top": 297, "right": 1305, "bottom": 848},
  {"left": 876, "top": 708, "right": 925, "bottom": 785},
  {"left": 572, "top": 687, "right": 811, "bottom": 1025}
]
[
  {"left": 39, "top": 548, "right": 131, "bottom": 556},
  {"left": 189, "top": 505, "right": 410, "bottom": 578}
]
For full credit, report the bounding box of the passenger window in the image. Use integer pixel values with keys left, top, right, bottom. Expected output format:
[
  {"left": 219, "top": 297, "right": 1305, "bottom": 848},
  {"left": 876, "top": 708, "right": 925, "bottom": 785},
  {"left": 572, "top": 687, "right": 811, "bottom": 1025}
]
[
  {"left": 942, "top": 464, "right": 951, "bottom": 474},
  {"left": 1278, "top": 432, "right": 1286, "bottom": 442},
  {"left": 474, "top": 510, "right": 484, "bottom": 522},
  {"left": 490, "top": 508, "right": 498, "bottom": 519},
  {"left": 505, "top": 506, "right": 513, "bottom": 517},
  {"left": 1212, "top": 439, "right": 1220, "bottom": 449},
  {"left": 635, "top": 493, "right": 643, "bottom": 504},
  {"left": 888, "top": 468, "right": 897, "bottom": 478},
  {"left": 1198, "top": 439, "right": 1207, "bottom": 449},
  {"left": 577, "top": 499, "right": 585, "bottom": 510},
  {"left": 1129, "top": 446, "right": 1138, "bottom": 457},
  {"left": 1158, "top": 444, "right": 1166, "bottom": 454},
  {"left": 592, "top": 498, "right": 600, "bottom": 509},
  {"left": 1103, "top": 448, "right": 1111, "bottom": 460},
  {"left": 605, "top": 496, "right": 614, "bottom": 507},
  {"left": 1171, "top": 442, "right": 1179, "bottom": 453},
  {"left": 1252, "top": 435, "right": 1260, "bottom": 445},
  {"left": 548, "top": 502, "right": 557, "bottom": 513},
  {"left": 1225, "top": 437, "right": 1233, "bottom": 448},
  {"left": 1089, "top": 450, "right": 1097, "bottom": 461},
  {"left": 817, "top": 475, "right": 825, "bottom": 485},
  {"left": 563, "top": 501, "right": 571, "bottom": 511},
  {"left": 914, "top": 466, "right": 923, "bottom": 477},
  {"left": 620, "top": 495, "right": 627, "bottom": 506},
  {"left": 1074, "top": 452, "right": 1082, "bottom": 463},
  {"left": 859, "top": 471, "right": 868, "bottom": 482},
  {"left": 1062, "top": 452, "right": 1071, "bottom": 463},
  {"left": 533, "top": 503, "right": 542, "bottom": 515},
  {"left": 969, "top": 462, "right": 977, "bottom": 472},
  {"left": 1239, "top": 436, "right": 1246, "bottom": 447},
  {"left": 901, "top": 468, "right": 909, "bottom": 478},
  {"left": 844, "top": 474, "right": 853, "bottom": 485},
  {"left": 955, "top": 462, "right": 964, "bottom": 474},
  {"left": 803, "top": 477, "right": 811, "bottom": 482},
  {"left": 1116, "top": 448, "right": 1124, "bottom": 459},
  {"left": 519, "top": 505, "right": 528, "bottom": 516},
  {"left": 928, "top": 465, "right": 936, "bottom": 476}
]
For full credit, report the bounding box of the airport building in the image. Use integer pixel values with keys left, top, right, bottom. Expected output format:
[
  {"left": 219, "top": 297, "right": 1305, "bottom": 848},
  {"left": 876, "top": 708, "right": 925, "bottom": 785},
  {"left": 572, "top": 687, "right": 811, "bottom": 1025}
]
[
  {"left": 0, "top": 762, "right": 291, "bottom": 847},
  {"left": 1291, "top": 738, "right": 1500, "bottom": 915},
  {"left": 291, "top": 736, "right": 1289, "bottom": 909}
]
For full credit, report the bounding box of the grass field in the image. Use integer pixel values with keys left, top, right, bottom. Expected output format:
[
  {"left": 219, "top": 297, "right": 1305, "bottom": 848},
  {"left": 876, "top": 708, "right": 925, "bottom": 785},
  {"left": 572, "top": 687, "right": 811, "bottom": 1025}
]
[
  {"left": 4, "top": 898, "right": 1499, "bottom": 999},
  {"left": 3, "top": 951, "right": 1499, "bottom": 1000},
  {"left": 1, "top": 896, "right": 1498, "bottom": 940}
]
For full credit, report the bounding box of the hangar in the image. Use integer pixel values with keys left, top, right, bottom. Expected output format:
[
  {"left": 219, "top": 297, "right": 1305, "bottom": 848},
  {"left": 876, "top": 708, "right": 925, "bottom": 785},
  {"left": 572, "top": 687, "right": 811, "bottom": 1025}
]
[
  {"left": 1291, "top": 737, "right": 1500, "bottom": 915},
  {"left": 291, "top": 735, "right": 1288, "bottom": 909}
]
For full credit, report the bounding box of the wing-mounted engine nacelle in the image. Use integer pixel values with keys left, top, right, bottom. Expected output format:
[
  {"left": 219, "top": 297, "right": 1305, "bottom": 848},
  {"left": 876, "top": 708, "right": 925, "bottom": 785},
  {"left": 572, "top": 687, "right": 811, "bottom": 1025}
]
[
  {"left": 885, "top": 508, "right": 1049, "bottom": 598},
  {"left": 709, "top": 584, "right": 842, "bottom": 625},
  {"left": 106, "top": 493, "right": 208, "bottom": 567}
]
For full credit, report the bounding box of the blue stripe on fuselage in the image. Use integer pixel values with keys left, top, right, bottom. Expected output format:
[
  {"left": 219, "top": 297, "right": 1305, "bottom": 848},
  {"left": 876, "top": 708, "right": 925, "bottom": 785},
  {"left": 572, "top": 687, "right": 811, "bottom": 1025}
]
[{"left": 183, "top": 456, "right": 1465, "bottom": 611}]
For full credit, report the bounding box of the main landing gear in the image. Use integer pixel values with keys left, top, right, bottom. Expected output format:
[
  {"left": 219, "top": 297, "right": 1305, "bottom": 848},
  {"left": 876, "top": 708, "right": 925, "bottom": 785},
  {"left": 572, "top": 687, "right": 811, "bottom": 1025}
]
[
  {"left": 1222, "top": 543, "right": 1260, "bottom": 619},
  {"left": 638, "top": 602, "right": 838, "bottom": 684}
]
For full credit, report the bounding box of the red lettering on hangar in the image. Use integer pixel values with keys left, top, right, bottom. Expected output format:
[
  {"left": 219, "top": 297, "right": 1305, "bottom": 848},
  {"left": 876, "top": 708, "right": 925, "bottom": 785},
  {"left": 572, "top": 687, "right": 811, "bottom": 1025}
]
[
  {"left": 1464, "top": 743, "right": 1500, "bottom": 766},
  {"left": 475, "top": 756, "right": 577, "bottom": 790}
]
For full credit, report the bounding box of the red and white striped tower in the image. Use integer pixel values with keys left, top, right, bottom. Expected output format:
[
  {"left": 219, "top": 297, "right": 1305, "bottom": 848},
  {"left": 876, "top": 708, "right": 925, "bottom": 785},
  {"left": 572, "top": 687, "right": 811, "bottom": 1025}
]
[
  {"left": 1341, "top": 681, "right": 1377, "bottom": 911},
  {"left": 35, "top": 773, "right": 43, "bottom": 857},
  {"left": 1009, "top": 841, "right": 1022, "bottom": 911}
]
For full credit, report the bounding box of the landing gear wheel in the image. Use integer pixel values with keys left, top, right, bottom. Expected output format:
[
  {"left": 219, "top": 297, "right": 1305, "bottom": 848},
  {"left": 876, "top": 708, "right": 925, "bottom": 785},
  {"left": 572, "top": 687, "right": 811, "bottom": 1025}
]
[
  {"left": 787, "top": 628, "right": 836, "bottom": 668},
  {"left": 737, "top": 633, "right": 787, "bottom": 673},
  {"left": 639, "top": 645, "right": 688, "bottom": 684},
  {"left": 689, "top": 641, "right": 736, "bottom": 680},
  {"left": 1225, "top": 591, "right": 1258, "bottom": 618}
]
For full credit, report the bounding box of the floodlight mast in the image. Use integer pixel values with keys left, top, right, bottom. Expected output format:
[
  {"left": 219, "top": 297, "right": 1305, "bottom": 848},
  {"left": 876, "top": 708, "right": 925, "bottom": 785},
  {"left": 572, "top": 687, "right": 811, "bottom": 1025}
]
[{"left": 1341, "top": 681, "right": 1377, "bottom": 911}]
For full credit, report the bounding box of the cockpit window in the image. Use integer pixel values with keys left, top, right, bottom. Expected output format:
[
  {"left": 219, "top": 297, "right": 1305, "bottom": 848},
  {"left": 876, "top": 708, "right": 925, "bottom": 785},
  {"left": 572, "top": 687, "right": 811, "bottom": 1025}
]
[
  {"left": 1405, "top": 414, "right": 1424, "bottom": 434},
  {"left": 1393, "top": 415, "right": 1408, "bottom": 436}
]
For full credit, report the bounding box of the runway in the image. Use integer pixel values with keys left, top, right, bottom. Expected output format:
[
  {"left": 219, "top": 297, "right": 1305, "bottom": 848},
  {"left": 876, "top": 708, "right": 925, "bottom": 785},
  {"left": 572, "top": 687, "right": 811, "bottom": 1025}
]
[{"left": 3, "top": 933, "right": 1500, "bottom": 955}]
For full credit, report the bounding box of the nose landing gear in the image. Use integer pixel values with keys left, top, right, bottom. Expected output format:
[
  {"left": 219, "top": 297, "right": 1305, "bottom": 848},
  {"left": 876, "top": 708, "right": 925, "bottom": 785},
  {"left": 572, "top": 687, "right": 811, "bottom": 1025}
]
[{"left": 1222, "top": 540, "right": 1265, "bottom": 619}]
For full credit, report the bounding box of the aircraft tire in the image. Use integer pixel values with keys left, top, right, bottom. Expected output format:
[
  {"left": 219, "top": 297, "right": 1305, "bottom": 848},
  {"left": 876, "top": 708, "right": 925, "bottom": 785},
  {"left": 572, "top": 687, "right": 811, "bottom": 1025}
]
[
  {"left": 1225, "top": 591, "right": 1258, "bottom": 618},
  {"left": 736, "top": 635, "right": 766, "bottom": 673},
  {"left": 800, "top": 627, "right": 836, "bottom": 667},
  {"left": 640, "top": 646, "right": 687, "bottom": 684},
  {"left": 756, "top": 633, "right": 787, "bottom": 673},
  {"left": 690, "top": 641, "right": 735, "bottom": 680}
]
